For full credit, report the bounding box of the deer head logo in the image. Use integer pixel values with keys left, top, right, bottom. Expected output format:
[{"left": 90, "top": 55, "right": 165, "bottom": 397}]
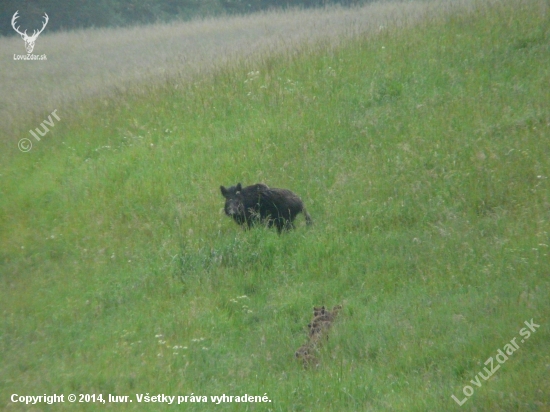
[{"left": 11, "top": 11, "right": 49, "bottom": 54}]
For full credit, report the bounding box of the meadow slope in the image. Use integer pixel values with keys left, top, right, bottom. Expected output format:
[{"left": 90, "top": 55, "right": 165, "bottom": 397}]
[
  {"left": 0, "top": 0, "right": 473, "bottom": 139},
  {"left": 1, "top": 0, "right": 549, "bottom": 411}
]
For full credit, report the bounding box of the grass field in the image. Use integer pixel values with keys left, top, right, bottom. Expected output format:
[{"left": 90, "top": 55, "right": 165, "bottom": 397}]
[
  {"left": 1, "top": 0, "right": 549, "bottom": 410},
  {"left": 0, "top": 0, "right": 460, "bottom": 138}
]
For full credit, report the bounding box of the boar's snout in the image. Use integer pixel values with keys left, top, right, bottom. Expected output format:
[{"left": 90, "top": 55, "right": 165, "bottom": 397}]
[{"left": 224, "top": 199, "right": 240, "bottom": 217}]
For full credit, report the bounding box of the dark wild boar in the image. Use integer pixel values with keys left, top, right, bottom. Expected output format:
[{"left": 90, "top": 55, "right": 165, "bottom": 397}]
[{"left": 220, "top": 183, "right": 312, "bottom": 233}]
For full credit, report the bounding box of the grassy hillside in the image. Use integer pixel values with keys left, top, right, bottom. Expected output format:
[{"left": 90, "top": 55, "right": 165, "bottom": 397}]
[
  {"left": 0, "top": 0, "right": 447, "bottom": 138},
  {"left": 1, "top": 0, "right": 549, "bottom": 411}
]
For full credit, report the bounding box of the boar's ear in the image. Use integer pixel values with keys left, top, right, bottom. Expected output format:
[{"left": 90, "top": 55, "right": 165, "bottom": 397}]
[
  {"left": 220, "top": 186, "right": 228, "bottom": 197},
  {"left": 236, "top": 183, "right": 242, "bottom": 192}
]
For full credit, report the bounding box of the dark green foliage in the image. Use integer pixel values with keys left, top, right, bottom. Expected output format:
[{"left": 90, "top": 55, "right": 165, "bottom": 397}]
[{"left": 0, "top": 0, "right": 375, "bottom": 36}]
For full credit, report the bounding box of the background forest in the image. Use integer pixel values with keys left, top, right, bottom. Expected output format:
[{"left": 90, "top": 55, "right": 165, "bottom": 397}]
[{"left": 1, "top": 0, "right": 366, "bottom": 36}]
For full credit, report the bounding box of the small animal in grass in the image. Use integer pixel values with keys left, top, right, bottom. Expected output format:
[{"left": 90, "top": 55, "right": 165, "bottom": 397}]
[
  {"left": 295, "top": 343, "right": 319, "bottom": 367},
  {"left": 308, "top": 320, "right": 332, "bottom": 341},
  {"left": 308, "top": 305, "right": 342, "bottom": 338},
  {"left": 220, "top": 183, "right": 313, "bottom": 233},
  {"left": 295, "top": 304, "right": 342, "bottom": 367},
  {"left": 312, "top": 305, "right": 342, "bottom": 323}
]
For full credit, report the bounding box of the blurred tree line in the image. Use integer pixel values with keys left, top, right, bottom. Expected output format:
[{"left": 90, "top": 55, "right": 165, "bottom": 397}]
[{"left": 1, "top": 0, "right": 368, "bottom": 36}]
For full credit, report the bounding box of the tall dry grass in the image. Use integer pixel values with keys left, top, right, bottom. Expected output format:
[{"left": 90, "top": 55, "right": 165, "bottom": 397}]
[{"left": 0, "top": 0, "right": 475, "bottom": 137}]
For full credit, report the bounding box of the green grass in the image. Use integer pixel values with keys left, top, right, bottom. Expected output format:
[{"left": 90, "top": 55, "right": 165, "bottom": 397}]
[
  {"left": 1, "top": 0, "right": 549, "bottom": 410},
  {"left": 0, "top": 0, "right": 440, "bottom": 137}
]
